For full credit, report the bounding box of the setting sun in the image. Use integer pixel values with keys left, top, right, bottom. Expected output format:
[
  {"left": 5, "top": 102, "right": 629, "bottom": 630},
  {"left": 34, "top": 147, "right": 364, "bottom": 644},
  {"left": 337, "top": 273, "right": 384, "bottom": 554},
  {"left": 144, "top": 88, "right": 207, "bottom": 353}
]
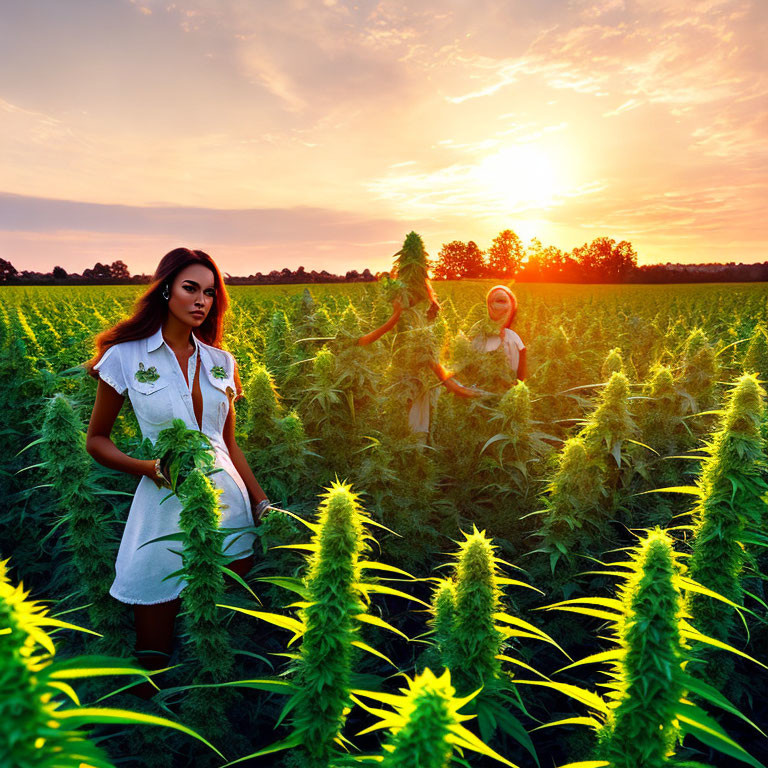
[
  {"left": 1, "top": 0, "right": 765, "bottom": 273},
  {"left": 472, "top": 144, "right": 560, "bottom": 213}
]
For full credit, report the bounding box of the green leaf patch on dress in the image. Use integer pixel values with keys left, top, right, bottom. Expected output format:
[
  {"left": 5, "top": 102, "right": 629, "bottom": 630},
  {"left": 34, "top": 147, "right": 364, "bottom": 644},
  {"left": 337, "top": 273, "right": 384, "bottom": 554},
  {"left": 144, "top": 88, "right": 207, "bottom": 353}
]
[
  {"left": 210, "top": 365, "right": 227, "bottom": 379},
  {"left": 134, "top": 361, "right": 160, "bottom": 383}
]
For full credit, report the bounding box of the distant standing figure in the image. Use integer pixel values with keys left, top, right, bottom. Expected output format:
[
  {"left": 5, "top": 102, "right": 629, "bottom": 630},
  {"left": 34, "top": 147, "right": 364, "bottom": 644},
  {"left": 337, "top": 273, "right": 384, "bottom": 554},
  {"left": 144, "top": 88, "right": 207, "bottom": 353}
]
[{"left": 468, "top": 285, "right": 527, "bottom": 386}]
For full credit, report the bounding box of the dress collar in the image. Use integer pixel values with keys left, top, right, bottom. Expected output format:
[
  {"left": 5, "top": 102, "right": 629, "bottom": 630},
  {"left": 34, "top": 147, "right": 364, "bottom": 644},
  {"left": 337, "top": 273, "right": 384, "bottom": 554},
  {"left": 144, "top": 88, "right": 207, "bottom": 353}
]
[{"left": 147, "top": 325, "right": 199, "bottom": 354}]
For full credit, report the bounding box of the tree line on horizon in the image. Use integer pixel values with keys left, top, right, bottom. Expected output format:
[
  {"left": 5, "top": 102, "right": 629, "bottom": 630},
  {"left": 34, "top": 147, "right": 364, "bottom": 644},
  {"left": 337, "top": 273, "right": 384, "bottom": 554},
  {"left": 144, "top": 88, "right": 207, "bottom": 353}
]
[
  {"left": 0, "top": 258, "right": 376, "bottom": 286},
  {"left": 433, "top": 230, "right": 638, "bottom": 282},
  {"left": 432, "top": 230, "right": 768, "bottom": 283},
  {"left": 2, "top": 233, "right": 767, "bottom": 285}
]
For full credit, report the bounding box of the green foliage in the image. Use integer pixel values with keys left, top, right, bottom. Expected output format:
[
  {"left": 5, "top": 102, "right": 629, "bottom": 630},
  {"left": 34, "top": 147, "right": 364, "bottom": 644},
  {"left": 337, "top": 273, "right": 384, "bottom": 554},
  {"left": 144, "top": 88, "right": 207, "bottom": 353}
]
[
  {"left": 687, "top": 374, "right": 767, "bottom": 683},
  {"left": 175, "top": 467, "right": 235, "bottom": 741},
  {"left": 177, "top": 469, "right": 233, "bottom": 679},
  {"left": 637, "top": 364, "right": 684, "bottom": 455},
  {"left": 353, "top": 668, "right": 515, "bottom": 768},
  {"left": 600, "top": 348, "right": 624, "bottom": 381},
  {"left": 579, "top": 372, "right": 637, "bottom": 466},
  {"left": 152, "top": 418, "right": 216, "bottom": 493},
  {"left": 271, "top": 410, "right": 311, "bottom": 500},
  {"left": 243, "top": 363, "right": 282, "bottom": 442},
  {"left": 428, "top": 579, "right": 457, "bottom": 668},
  {"left": 241, "top": 365, "right": 313, "bottom": 502},
  {"left": 6, "top": 281, "right": 768, "bottom": 768},
  {"left": 480, "top": 381, "right": 553, "bottom": 500},
  {"left": 425, "top": 528, "right": 553, "bottom": 764},
  {"left": 218, "top": 483, "right": 412, "bottom": 768},
  {"left": 390, "top": 231, "right": 432, "bottom": 308},
  {"left": 600, "top": 529, "right": 687, "bottom": 768},
  {"left": 40, "top": 393, "right": 123, "bottom": 649},
  {"left": 445, "top": 527, "right": 503, "bottom": 692},
  {"left": 743, "top": 324, "right": 768, "bottom": 380},
  {"left": 678, "top": 327, "right": 719, "bottom": 416},
  {"left": 538, "top": 437, "right": 608, "bottom": 570},
  {"left": 265, "top": 309, "right": 295, "bottom": 386},
  {"left": 0, "top": 558, "right": 218, "bottom": 767},
  {"left": 291, "top": 483, "right": 369, "bottom": 767},
  {"left": 335, "top": 303, "right": 363, "bottom": 341},
  {"left": 540, "top": 528, "right": 766, "bottom": 768}
]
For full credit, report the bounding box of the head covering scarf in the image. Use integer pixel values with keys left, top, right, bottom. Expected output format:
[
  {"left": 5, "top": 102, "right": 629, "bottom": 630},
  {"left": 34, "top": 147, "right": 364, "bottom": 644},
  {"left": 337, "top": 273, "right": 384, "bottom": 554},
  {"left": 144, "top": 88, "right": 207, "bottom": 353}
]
[{"left": 486, "top": 285, "right": 518, "bottom": 337}]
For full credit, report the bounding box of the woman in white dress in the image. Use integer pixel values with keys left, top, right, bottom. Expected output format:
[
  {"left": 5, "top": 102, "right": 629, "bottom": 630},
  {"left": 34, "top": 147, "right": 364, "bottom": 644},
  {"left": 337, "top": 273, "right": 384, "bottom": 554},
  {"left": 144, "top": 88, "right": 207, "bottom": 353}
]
[
  {"left": 474, "top": 285, "right": 527, "bottom": 381},
  {"left": 456, "top": 285, "right": 527, "bottom": 392},
  {"left": 85, "top": 247, "right": 269, "bottom": 692}
]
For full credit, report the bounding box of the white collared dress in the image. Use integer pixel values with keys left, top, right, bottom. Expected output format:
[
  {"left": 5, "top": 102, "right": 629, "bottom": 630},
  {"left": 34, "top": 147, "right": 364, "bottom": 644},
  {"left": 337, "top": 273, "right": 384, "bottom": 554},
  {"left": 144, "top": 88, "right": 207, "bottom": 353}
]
[
  {"left": 93, "top": 326, "right": 255, "bottom": 605},
  {"left": 471, "top": 328, "right": 526, "bottom": 372}
]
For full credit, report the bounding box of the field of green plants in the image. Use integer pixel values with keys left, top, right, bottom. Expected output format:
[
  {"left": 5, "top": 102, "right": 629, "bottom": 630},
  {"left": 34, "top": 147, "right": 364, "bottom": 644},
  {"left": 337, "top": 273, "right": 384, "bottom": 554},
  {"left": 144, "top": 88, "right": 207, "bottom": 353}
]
[{"left": 1, "top": 279, "right": 767, "bottom": 768}]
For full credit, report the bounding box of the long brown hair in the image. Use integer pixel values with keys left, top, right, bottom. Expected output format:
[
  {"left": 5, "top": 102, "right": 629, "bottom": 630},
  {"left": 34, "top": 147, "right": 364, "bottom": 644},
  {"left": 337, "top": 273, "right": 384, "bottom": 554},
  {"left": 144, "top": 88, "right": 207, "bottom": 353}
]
[{"left": 85, "top": 248, "right": 230, "bottom": 379}]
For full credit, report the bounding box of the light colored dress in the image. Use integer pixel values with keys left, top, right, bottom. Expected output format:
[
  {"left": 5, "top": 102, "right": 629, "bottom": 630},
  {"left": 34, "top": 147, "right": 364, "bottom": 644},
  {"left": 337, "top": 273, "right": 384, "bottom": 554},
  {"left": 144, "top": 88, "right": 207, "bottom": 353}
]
[
  {"left": 93, "top": 325, "right": 255, "bottom": 605},
  {"left": 471, "top": 328, "right": 526, "bottom": 372}
]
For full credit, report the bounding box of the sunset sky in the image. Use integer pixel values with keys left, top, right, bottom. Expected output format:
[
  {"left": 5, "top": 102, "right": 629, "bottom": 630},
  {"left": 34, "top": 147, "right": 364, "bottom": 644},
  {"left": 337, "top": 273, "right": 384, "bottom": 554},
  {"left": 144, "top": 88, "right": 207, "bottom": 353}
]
[{"left": 1, "top": 0, "right": 766, "bottom": 276}]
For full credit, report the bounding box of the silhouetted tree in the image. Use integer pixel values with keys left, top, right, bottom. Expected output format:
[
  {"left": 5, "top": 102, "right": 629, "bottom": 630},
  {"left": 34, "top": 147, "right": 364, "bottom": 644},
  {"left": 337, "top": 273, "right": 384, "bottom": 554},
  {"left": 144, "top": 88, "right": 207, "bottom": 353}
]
[
  {"left": 487, "top": 229, "right": 524, "bottom": 277},
  {"left": 572, "top": 237, "right": 637, "bottom": 282},
  {"left": 606, "top": 240, "right": 637, "bottom": 280},
  {"left": 434, "top": 241, "right": 466, "bottom": 280},
  {"left": 53, "top": 266, "right": 68, "bottom": 279},
  {"left": 433, "top": 240, "right": 486, "bottom": 279},
  {"left": 0, "top": 258, "right": 18, "bottom": 283},
  {"left": 109, "top": 260, "right": 130, "bottom": 279}
]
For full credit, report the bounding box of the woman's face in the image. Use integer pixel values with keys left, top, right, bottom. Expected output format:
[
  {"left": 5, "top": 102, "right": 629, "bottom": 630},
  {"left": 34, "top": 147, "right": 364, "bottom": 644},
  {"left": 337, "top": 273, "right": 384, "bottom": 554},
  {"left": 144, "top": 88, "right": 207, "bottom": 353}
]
[
  {"left": 167, "top": 264, "right": 216, "bottom": 328},
  {"left": 488, "top": 289, "right": 513, "bottom": 325}
]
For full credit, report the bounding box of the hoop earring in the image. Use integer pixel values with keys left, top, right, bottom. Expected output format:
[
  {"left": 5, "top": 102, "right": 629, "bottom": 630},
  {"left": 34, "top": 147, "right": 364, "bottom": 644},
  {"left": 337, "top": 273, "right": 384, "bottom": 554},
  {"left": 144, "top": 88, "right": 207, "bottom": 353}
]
[{"left": 162, "top": 285, "right": 170, "bottom": 300}]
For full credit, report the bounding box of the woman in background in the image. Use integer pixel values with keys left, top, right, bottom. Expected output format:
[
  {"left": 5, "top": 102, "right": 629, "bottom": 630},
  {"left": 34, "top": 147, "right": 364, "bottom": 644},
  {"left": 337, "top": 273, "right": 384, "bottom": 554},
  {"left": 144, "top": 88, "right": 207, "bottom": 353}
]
[
  {"left": 451, "top": 285, "right": 527, "bottom": 393},
  {"left": 473, "top": 285, "right": 527, "bottom": 382}
]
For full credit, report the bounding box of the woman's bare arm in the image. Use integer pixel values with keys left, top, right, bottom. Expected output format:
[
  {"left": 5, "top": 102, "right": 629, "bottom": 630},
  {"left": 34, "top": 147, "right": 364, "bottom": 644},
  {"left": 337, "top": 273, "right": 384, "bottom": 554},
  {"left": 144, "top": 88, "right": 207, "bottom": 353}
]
[
  {"left": 517, "top": 347, "right": 527, "bottom": 381},
  {"left": 357, "top": 300, "right": 402, "bottom": 346},
  {"left": 222, "top": 394, "right": 269, "bottom": 516},
  {"left": 86, "top": 379, "right": 159, "bottom": 482}
]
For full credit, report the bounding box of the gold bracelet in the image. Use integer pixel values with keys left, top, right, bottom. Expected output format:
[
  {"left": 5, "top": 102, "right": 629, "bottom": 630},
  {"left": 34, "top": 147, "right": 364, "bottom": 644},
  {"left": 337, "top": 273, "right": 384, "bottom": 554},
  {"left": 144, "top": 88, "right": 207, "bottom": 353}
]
[{"left": 154, "top": 457, "right": 171, "bottom": 488}]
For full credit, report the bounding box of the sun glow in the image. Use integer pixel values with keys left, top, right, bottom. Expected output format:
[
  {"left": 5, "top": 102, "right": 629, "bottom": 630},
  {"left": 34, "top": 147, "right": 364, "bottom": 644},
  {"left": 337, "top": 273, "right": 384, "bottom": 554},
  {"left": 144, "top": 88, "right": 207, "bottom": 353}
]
[{"left": 471, "top": 144, "right": 561, "bottom": 213}]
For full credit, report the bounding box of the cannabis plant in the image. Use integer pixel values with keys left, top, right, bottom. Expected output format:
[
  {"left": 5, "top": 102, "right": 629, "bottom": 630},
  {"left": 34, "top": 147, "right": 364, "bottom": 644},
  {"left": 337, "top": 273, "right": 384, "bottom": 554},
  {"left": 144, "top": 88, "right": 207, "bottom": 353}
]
[
  {"left": 678, "top": 327, "right": 720, "bottom": 426},
  {"left": 532, "top": 528, "right": 765, "bottom": 768},
  {"left": 480, "top": 381, "right": 554, "bottom": 500},
  {"left": 579, "top": 371, "right": 638, "bottom": 475},
  {"left": 39, "top": 393, "right": 123, "bottom": 649},
  {"left": 351, "top": 668, "right": 515, "bottom": 768},
  {"left": 151, "top": 418, "right": 216, "bottom": 493},
  {"left": 173, "top": 468, "right": 237, "bottom": 743},
  {"left": 387, "top": 231, "right": 434, "bottom": 309},
  {"left": 687, "top": 373, "right": 767, "bottom": 685},
  {"left": 264, "top": 309, "right": 295, "bottom": 389},
  {"left": 537, "top": 437, "right": 608, "bottom": 571},
  {"left": 636, "top": 364, "right": 686, "bottom": 457},
  {"left": 240, "top": 366, "right": 312, "bottom": 503},
  {"left": 0, "top": 557, "right": 220, "bottom": 767},
  {"left": 425, "top": 527, "right": 558, "bottom": 763},
  {"left": 219, "top": 482, "right": 417, "bottom": 767},
  {"left": 443, "top": 527, "right": 504, "bottom": 691},
  {"left": 600, "top": 347, "right": 624, "bottom": 381},
  {"left": 742, "top": 324, "right": 768, "bottom": 381}
]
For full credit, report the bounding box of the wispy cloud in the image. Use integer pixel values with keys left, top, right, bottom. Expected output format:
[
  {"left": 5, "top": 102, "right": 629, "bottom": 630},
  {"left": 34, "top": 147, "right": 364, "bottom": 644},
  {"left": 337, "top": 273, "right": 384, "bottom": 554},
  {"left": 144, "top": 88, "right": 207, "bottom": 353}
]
[{"left": 1, "top": 0, "right": 766, "bottom": 269}]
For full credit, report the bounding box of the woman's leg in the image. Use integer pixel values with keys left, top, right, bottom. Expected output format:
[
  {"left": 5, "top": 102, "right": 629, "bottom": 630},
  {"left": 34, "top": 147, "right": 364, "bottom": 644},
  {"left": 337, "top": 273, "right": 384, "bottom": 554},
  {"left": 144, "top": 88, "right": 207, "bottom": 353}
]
[
  {"left": 129, "top": 556, "right": 252, "bottom": 698},
  {"left": 131, "top": 597, "right": 181, "bottom": 699},
  {"left": 224, "top": 554, "right": 254, "bottom": 589}
]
